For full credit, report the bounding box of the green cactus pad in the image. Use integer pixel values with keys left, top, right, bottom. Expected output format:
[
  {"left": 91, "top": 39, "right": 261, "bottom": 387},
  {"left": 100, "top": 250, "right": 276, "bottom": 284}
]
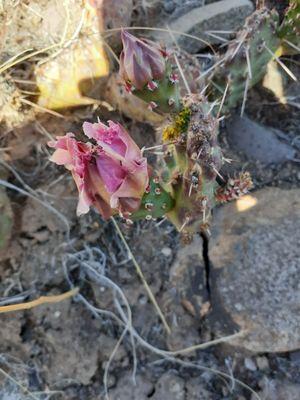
[
  {"left": 211, "top": 8, "right": 280, "bottom": 111},
  {"left": 131, "top": 176, "right": 175, "bottom": 220},
  {"left": 161, "top": 95, "right": 223, "bottom": 239},
  {"left": 133, "top": 64, "right": 181, "bottom": 114}
]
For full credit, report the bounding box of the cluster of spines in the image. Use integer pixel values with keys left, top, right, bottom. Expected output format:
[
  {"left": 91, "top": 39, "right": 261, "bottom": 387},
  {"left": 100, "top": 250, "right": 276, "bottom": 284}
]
[
  {"left": 215, "top": 172, "right": 253, "bottom": 203},
  {"left": 210, "top": 7, "right": 280, "bottom": 111},
  {"left": 160, "top": 95, "right": 223, "bottom": 240}
]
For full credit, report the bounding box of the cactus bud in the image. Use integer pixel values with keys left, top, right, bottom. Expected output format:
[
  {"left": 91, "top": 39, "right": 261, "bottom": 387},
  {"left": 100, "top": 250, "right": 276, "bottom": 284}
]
[
  {"left": 119, "top": 30, "right": 181, "bottom": 114},
  {"left": 120, "top": 30, "right": 166, "bottom": 90}
]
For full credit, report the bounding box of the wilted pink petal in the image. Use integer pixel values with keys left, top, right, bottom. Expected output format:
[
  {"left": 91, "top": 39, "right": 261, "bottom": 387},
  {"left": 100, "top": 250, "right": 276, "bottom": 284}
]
[
  {"left": 83, "top": 120, "right": 149, "bottom": 210},
  {"left": 49, "top": 120, "right": 149, "bottom": 219},
  {"left": 110, "top": 159, "right": 148, "bottom": 209},
  {"left": 96, "top": 154, "right": 126, "bottom": 193},
  {"left": 48, "top": 133, "right": 112, "bottom": 218}
]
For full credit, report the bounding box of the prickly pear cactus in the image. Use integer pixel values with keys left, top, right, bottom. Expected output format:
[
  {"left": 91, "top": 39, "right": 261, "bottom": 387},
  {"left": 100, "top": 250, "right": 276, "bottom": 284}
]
[
  {"left": 211, "top": 8, "right": 280, "bottom": 111},
  {"left": 131, "top": 93, "right": 253, "bottom": 240},
  {"left": 116, "top": 29, "right": 253, "bottom": 239}
]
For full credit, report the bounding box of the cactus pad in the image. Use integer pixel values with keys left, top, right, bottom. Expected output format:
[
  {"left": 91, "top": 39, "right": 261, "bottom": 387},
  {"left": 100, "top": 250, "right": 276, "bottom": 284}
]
[
  {"left": 211, "top": 8, "right": 281, "bottom": 111},
  {"left": 132, "top": 64, "right": 182, "bottom": 114},
  {"left": 131, "top": 176, "right": 175, "bottom": 221}
]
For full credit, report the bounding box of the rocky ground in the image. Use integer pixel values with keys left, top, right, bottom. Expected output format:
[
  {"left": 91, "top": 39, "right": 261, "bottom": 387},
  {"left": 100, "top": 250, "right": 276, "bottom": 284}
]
[{"left": 1, "top": 0, "right": 300, "bottom": 399}]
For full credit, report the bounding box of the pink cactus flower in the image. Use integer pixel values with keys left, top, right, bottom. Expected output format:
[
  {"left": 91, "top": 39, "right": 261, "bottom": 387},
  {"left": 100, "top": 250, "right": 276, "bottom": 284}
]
[
  {"left": 119, "top": 30, "right": 167, "bottom": 90},
  {"left": 48, "top": 121, "right": 149, "bottom": 219}
]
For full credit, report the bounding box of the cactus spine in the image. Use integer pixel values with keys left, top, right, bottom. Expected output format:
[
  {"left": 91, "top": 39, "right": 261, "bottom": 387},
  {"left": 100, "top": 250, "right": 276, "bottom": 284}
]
[{"left": 210, "top": 8, "right": 280, "bottom": 111}]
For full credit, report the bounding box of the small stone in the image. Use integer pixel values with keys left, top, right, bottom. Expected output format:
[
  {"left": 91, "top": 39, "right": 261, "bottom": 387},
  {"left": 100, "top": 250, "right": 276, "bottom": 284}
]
[
  {"left": 161, "top": 247, "right": 172, "bottom": 257},
  {"left": 153, "top": 372, "right": 185, "bottom": 400},
  {"left": 109, "top": 372, "right": 153, "bottom": 400},
  {"left": 164, "top": 1, "right": 176, "bottom": 13},
  {"left": 186, "top": 377, "right": 218, "bottom": 400},
  {"left": 227, "top": 115, "right": 296, "bottom": 164},
  {"left": 256, "top": 356, "right": 269, "bottom": 370},
  {"left": 244, "top": 358, "right": 257, "bottom": 371},
  {"left": 138, "top": 294, "right": 148, "bottom": 305}
]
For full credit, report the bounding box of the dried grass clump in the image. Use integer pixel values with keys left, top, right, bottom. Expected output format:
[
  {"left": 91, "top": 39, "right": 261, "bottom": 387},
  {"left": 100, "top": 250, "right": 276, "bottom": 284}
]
[
  {"left": 0, "top": 77, "right": 33, "bottom": 132},
  {"left": 0, "top": 0, "right": 84, "bottom": 62}
]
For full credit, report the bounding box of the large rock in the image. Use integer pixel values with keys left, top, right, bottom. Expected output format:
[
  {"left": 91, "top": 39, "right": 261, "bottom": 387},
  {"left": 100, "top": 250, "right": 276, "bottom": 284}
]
[
  {"left": 227, "top": 116, "right": 296, "bottom": 164},
  {"left": 209, "top": 188, "right": 300, "bottom": 352},
  {"left": 162, "top": 0, "right": 254, "bottom": 52}
]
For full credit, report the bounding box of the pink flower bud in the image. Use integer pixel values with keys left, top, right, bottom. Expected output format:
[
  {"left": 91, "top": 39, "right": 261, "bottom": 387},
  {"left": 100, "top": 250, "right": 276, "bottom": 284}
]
[
  {"left": 48, "top": 121, "right": 149, "bottom": 219},
  {"left": 119, "top": 30, "right": 166, "bottom": 90}
]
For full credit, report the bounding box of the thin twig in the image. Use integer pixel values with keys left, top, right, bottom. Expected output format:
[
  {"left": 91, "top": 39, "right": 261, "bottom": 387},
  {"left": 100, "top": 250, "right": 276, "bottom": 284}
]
[
  {"left": 103, "top": 26, "right": 216, "bottom": 55},
  {"left": 19, "top": 98, "right": 65, "bottom": 119},
  {"left": 0, "top": 288, "right": 78, "bottom": 313},
  {"left": 205, "top": 32, "right": 229, "bottom": 43},
  {"left": 0, "top": 43, "right": 59, "bottom": 73},
  {"left": 65, "top": 251, "right": 259, "bottom": 400},
  {"left": 0, "top": 368, "right": 40, "bottom": 400},
  {"left": 111, "top": 217, "right": 171, "bottom": 335}
]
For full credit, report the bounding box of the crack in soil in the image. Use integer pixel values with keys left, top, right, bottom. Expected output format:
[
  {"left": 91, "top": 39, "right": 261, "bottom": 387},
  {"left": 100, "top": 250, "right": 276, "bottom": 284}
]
[{"left": 200, "top": 232, "right": 211, "bottom": 298}]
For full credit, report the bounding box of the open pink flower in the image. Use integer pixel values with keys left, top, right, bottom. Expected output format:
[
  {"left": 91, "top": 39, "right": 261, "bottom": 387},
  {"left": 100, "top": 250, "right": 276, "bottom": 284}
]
[
  {"left": 119, "top": 30, "right": 167, "bottom": 90},
  {"left": 48, "top": 121, "right": 149, "bottom": 219}
]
